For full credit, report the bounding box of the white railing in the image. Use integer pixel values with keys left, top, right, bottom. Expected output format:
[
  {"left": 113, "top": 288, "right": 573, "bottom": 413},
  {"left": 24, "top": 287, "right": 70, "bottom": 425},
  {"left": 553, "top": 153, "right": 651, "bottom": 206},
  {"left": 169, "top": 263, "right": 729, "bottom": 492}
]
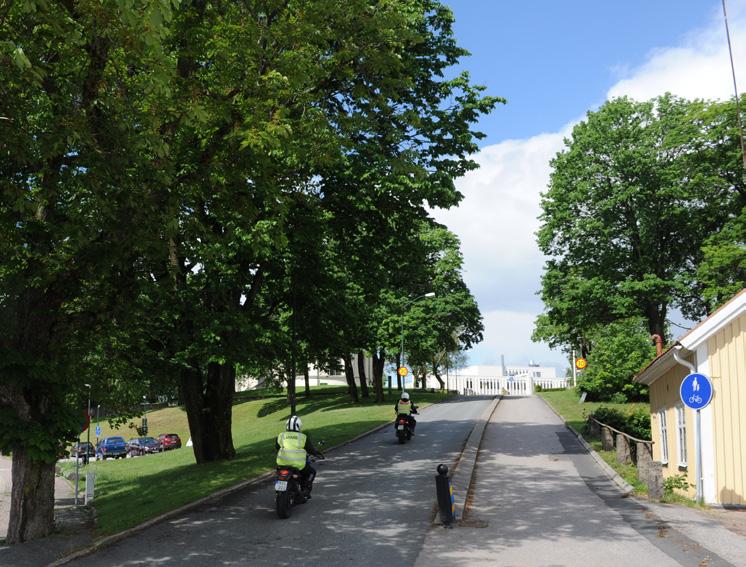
[{"left": 447, "top": 375, "right": 569, "bottom": 396}]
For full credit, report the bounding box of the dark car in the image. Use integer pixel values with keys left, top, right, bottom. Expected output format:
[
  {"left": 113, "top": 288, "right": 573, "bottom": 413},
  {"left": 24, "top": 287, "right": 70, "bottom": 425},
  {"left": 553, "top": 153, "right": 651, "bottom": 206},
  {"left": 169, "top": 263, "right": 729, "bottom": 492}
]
[
  {"left": 96, "top": 436, "right": 127, "bottom": 460},
  {"left": 127, "top": 437, "right": 162, "bottom": 457},
  {"left": 71, "top": 442, "right": 95, "bottom": 459},
  {"left": 158, "top": 433, "right": 182, "bottom": 451}
]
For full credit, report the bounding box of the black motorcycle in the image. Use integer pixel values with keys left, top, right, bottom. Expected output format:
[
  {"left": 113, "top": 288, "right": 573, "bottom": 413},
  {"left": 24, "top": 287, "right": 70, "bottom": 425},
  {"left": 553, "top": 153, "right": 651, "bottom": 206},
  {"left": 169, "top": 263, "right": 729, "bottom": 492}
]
[
  {"left": 395, "top": 413, "right": 415, "bottom": 444},
  {"left": 274, "top": 448, "right": 324, "bottom": 519}
]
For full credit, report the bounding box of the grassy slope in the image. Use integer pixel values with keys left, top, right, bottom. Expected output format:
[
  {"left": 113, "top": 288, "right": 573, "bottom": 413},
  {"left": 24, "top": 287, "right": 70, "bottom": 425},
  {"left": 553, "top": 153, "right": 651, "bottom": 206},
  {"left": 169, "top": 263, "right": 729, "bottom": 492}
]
[
  {"left": 537, "top": 389, "right": 649, "bottom": 493},
  {"left": 67, "top": 389, "right": 448, "bottom": 536}
]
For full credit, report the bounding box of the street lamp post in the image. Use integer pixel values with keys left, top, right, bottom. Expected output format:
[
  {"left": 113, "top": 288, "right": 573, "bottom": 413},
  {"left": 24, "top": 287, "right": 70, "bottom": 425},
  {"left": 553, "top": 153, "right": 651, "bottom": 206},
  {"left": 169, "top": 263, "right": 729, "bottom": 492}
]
[
  {"left": 85, "top": 384, "right": 91, "bottom": 466},
  {"left": 96, "top": 404, "right": 101, "bottom": 446},
  {"left": 75, "top": 383, "right": 91, "bottom": 505},
  {"left": 399, "top": 292, "right": 435, "bottom": 389}
]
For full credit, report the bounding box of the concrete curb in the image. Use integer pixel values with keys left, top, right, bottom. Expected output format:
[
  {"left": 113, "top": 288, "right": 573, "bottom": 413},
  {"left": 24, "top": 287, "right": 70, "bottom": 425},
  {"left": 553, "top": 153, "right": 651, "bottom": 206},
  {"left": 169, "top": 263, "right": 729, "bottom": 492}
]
[
  {"left": 537, "top": 396, "right": 634, "bottom": 496},
  {"left": 434, "top": 395, "right": 502, "bottom": 525},
  {"left": 51, "top": 399, "right": 443, "bottom": 566}
]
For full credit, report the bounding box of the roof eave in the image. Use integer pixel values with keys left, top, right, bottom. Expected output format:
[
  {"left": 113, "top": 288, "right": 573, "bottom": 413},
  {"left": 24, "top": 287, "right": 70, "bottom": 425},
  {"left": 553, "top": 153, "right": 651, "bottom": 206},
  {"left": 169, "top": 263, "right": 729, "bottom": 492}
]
[{"left": 634, "top": 346, "right": 689, "bottom": 386}]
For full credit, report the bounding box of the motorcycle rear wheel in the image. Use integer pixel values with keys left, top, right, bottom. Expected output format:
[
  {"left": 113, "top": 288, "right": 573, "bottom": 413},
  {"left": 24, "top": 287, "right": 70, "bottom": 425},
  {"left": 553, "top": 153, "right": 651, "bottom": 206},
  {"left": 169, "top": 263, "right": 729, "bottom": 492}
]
[{"left": 276, "top": 491, "right": 292, "bottom": 519}]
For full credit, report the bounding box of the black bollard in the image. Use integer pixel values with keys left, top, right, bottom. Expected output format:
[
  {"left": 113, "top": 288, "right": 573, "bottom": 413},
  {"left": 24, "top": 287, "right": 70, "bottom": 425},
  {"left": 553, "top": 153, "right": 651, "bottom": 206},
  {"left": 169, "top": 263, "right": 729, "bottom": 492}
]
[{"left": 435, "top": 464, "right": 455, "bottom": 526}]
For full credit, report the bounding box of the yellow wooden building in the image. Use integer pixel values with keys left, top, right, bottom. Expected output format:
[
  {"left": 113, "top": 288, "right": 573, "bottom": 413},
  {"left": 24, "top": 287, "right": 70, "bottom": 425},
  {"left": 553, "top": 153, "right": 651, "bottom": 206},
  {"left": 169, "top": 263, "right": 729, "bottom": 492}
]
[{"left": 635, "top": 288, "right": 745, "bottom": 506}]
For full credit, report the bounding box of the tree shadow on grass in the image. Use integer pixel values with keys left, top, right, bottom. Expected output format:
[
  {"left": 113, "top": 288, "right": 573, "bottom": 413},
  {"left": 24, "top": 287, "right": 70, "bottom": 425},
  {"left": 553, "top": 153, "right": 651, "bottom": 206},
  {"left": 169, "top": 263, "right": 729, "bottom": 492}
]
[
  {"left": 255, "top": 395, "right": 359, "bottom": 418},
  {"left": 255, "top": 390, "right": 456, "bottom": 419}
]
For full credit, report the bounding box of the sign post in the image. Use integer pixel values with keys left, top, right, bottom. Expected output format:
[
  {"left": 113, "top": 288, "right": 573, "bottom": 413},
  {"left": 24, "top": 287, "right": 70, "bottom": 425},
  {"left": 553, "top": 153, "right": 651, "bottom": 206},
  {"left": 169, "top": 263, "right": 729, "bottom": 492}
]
[{"left": 680, "top": 373, "right": 713, "bottom": 503}]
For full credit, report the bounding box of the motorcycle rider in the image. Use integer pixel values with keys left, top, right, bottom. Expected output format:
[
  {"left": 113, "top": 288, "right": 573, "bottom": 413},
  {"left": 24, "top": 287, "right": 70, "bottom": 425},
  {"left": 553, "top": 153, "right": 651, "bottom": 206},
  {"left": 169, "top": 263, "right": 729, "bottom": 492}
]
[
  {"left": 275, "top": 415, "right": 324, "bottom": 498},
  {"left": 394, "top": 391, "right": 418, "bottom": 435}
]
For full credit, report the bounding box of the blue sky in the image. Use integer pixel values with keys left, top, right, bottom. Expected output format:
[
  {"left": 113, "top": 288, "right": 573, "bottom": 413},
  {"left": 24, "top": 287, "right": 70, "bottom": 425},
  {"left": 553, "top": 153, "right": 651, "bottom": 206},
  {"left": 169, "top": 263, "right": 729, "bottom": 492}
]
[
  {"left": 446, "top": 1, "right": 719, "bottom": 142},
  {"left": 432, "top": 1, "right": 746, "bottom": 373}
]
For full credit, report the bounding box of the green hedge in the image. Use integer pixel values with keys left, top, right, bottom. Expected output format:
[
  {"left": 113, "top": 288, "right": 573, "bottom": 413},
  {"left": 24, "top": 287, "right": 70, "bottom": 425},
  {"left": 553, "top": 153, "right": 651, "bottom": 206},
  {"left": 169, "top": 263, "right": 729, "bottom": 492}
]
[{"left": 590, "top": 406, "right": 651, "bottom": 440}]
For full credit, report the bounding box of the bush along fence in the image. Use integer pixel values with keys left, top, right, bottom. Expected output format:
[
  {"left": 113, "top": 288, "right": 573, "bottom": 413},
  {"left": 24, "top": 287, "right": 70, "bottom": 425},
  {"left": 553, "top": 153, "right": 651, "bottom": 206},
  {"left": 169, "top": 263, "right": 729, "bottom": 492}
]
[{"left": 587, "top": 410, "right": 665, "bottom": 501}]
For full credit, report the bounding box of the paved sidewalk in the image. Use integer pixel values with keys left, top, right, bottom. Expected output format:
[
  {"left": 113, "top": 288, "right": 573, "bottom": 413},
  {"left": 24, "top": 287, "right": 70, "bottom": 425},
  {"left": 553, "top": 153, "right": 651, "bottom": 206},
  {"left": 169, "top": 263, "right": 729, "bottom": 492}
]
[
  {"left": 415, "top": 396, "right": 744, "bottom": 567},
  {"left": 0, "top": 455, "right": 92, "bottom": 567}
]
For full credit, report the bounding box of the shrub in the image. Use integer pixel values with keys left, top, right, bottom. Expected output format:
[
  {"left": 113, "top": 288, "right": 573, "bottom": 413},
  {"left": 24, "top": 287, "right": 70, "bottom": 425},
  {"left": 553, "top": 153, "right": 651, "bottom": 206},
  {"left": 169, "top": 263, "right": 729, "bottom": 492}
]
[
  {"left": 576, "top": 318, "right": 654, "bottom": 402},
  {"left": 590, "top": 406, "right": 651, "bottom": 440},
  {"left": 609, "top": 392, "right": 628, "bottom": 404},
  {"left": 663, "top": 474, "right": 691, "bottom": 496}
]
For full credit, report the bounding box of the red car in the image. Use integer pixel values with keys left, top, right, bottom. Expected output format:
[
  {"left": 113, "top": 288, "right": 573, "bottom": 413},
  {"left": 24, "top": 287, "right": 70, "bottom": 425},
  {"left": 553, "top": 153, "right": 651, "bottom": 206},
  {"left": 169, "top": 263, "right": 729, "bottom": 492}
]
[{"left": 158, "top": 433, "right": 182, "bottom": 451}]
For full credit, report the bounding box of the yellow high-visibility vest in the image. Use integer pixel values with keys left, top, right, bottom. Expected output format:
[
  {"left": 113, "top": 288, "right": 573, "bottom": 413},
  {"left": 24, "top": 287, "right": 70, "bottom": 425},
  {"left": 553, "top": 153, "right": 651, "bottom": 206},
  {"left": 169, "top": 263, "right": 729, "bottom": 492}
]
[
  {"left": 396, "top": 400, "right": 412, "bottom": 415},
  {"left": 276, "top": 431, "right": 308, "bottom": 468}
]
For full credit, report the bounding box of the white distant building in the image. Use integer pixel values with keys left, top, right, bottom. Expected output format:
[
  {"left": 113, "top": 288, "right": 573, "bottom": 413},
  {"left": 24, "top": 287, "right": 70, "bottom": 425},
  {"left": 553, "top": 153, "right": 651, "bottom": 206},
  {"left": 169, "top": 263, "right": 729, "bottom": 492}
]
[{"left": 457, "top": 363, "right": 557, "bottom": 381}]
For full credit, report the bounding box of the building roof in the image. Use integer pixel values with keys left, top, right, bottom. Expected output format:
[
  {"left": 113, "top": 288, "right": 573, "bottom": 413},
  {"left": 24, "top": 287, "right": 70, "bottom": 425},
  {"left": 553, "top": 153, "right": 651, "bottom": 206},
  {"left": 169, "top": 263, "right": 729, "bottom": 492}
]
[{"left": 634, "top": 289, "right": 746, "bottom": 386}]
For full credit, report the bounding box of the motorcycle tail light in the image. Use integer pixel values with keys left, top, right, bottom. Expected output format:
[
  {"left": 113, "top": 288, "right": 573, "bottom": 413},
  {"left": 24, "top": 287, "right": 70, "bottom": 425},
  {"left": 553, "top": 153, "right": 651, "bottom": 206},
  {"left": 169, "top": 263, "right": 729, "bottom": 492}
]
[{"left": 278, "top": 469, "right": 289, "bottom": 476}]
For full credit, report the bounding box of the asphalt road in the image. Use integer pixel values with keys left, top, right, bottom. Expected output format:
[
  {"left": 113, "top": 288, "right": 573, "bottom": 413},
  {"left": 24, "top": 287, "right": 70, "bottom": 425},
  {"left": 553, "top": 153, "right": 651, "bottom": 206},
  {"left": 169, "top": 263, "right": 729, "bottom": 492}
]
[
  {"left": 68, "top": 396, "right": 493, "bottom": 567},
  {"left": 414, "top": 396, "right": 735, "bottom": 567}
]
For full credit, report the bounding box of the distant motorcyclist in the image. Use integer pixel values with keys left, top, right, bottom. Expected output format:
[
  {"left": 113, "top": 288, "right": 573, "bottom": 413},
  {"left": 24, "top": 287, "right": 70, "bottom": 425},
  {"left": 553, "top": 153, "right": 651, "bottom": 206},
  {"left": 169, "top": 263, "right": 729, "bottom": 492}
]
[
  {"left": 275, "top": 415, "right": 323, "bottom": 497},
  {"left": 394, "top": 391, "right": 419, "bottom": 435}
]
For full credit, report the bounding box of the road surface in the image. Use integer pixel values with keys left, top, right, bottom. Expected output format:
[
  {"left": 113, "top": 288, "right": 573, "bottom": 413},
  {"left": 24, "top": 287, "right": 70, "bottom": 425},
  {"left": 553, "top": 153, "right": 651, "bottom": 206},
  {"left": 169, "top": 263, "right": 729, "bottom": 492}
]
[
  {"left": 68, "top": 396, "right": 493, "bottom": 566},
  {"left": 414, "top": 396, "right": 735, "bottom": 567}
]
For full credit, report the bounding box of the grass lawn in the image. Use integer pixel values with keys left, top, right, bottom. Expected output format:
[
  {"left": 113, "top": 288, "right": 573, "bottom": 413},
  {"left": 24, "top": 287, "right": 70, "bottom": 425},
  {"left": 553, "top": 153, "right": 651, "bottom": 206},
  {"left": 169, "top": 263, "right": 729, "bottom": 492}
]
[
  {"left": 537, "top": 389, "right": 649, "bottom": 494},
  {"left": 63, "top": 389, "right": 449, "bottom": 536},
  {"left": 537, "top": 389, "right": 648, "bottom": 436}
]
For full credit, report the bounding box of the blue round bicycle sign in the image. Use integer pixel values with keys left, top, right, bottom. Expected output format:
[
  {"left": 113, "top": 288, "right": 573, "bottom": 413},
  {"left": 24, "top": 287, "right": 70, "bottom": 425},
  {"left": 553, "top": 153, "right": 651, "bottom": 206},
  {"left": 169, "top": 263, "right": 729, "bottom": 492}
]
[{"left": 680, "top": 373, "right": 713, "bottom": 410}]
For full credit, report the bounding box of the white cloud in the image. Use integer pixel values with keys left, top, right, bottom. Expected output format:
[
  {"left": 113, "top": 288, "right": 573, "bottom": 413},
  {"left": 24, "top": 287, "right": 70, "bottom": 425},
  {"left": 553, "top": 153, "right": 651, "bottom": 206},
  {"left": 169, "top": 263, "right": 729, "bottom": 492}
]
[
  {"left": 437, "top": 6, "right": 746, "bottom": 372},
  {"left": 432, "top": 130, "right": 569, "bottom": 370},
  {"left": 608, "top": 5, "right": 746, "bottom": 101},
  {"left": 465, "top": 309, "right": 566, "bottom": 369}
]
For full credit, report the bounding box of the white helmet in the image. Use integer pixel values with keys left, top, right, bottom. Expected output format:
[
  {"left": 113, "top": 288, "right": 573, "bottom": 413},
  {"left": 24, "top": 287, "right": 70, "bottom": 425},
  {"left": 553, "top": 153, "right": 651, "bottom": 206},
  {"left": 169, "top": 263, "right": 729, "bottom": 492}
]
[
  {"left": 286, "top": 415, "right": 302, "bottom": 431},
  {"left": 401, "top": 392, "right": 410, "bottom": 401}
]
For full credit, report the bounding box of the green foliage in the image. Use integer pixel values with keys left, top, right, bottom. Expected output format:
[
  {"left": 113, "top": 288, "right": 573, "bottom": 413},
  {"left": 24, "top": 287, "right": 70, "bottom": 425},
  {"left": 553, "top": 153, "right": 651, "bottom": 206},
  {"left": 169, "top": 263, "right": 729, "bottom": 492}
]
[
  {"left": 1, "top": 0, "right": 498, "bottom": 537},
  {"left": 575, "top": 318, "right": 654, "bottom": 402},
  {"left": 663, "top": 474, "right": 692, "bottom": 496},
  {"left": 0, "top": 0, "right": 173, "bottom": 462},
  {"left": 535, "top": 94, "right": 743, "bottom": 352},
  {"left": 590, "top": 406, "right": 651, "bottom": 440},
  {"left": 697, "top": 206, "right": 746, "bottom": 311}
]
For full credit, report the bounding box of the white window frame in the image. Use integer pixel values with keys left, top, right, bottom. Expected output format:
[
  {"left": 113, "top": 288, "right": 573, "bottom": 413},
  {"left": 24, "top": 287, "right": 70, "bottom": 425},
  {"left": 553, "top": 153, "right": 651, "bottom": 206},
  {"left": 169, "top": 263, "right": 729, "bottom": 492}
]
[
  {"left": 659, "top": 410, "right": 669, "bottom": 465},
  {"left": 676, "top": 404, "right": 688, "bottom": 468}
]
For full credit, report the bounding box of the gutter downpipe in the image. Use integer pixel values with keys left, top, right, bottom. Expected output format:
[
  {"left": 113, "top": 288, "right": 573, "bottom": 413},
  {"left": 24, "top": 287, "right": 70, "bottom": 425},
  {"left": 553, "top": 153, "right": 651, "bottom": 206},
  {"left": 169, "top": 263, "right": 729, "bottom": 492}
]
[{"left": 672, "top": 345, "right": 703, "bottom": 503}]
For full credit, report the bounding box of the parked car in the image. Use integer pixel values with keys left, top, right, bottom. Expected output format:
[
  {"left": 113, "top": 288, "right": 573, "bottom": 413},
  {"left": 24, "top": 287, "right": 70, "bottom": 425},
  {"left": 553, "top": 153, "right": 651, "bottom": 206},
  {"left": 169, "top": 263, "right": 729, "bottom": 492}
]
[
  {"left": 96, "top": 436, "right": 127, "bottom": 460},
  {"left": 158, "top": 433, "right": 182, "bottom": 451},
  {"left": 71, "top": 442, "right": 95, "bottom": 459},
  {"left": 126, "top": 437, "right": 162, "bottom": 457}
]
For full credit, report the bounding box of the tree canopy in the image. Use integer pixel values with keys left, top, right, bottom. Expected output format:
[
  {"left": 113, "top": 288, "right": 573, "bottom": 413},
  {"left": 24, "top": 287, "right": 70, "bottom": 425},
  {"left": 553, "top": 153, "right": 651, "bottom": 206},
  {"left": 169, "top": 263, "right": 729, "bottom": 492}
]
[
  {"left": 0, "top": 0, "right": 497, "bottom": 542},
  {"left": 535, "top": 94, "right": 744, "bottom": 357}
]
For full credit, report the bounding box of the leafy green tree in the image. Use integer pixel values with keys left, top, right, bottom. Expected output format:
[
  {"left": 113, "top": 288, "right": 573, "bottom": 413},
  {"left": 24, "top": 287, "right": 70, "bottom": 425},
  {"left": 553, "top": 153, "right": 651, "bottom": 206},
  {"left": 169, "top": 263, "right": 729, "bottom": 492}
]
[
  {"left": 389, "top": 222, "right": 483, "bottom": 389},
  {"left": 0, "top": 0, "right": 174, "bottom": 543},
  {"left": 576, "top": 318, "right": 654, "bottom": 402},
  {"left": 138, "top": 0, "right": 499, "bottom": 457},
  {"left": 698, "top": 206, "right": 746, "bottom": 310},
  {"left": 535, "top": 94, "right": 743, "bottom": 353}
]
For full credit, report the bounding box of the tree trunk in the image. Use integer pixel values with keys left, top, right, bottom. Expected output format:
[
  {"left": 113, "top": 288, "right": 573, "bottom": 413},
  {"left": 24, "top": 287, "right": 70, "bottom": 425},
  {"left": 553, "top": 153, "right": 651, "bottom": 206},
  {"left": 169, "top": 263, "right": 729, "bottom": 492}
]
[
  {"left": 6, "top": 447, "right": 55, "bottom": 544},
  {"left": 396, "top": 352, "right": 402, "bottom": 391},
  {"left": 432, "top": 360, "right": 445, "bottom": 390},
  {"left": 342, "top": 353, "right": 359, "bottom": 403},
  {"left": 372, "top": 349, "right": 385, "bottom": 402},
  {"left": 357, "top": 351, "right": 370, "bottom": 399},
  {"left": 181, "top": 362, "right": 236, "bottom": 464},
  {"left": 287, "top": 359, "right": 297, "bottom": 414},
  {"left": 645, "top": 303, "right": 667, "bottom": 339},
  {"left": 303, "top": 364, "right": 310, "bottom": 398}
]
